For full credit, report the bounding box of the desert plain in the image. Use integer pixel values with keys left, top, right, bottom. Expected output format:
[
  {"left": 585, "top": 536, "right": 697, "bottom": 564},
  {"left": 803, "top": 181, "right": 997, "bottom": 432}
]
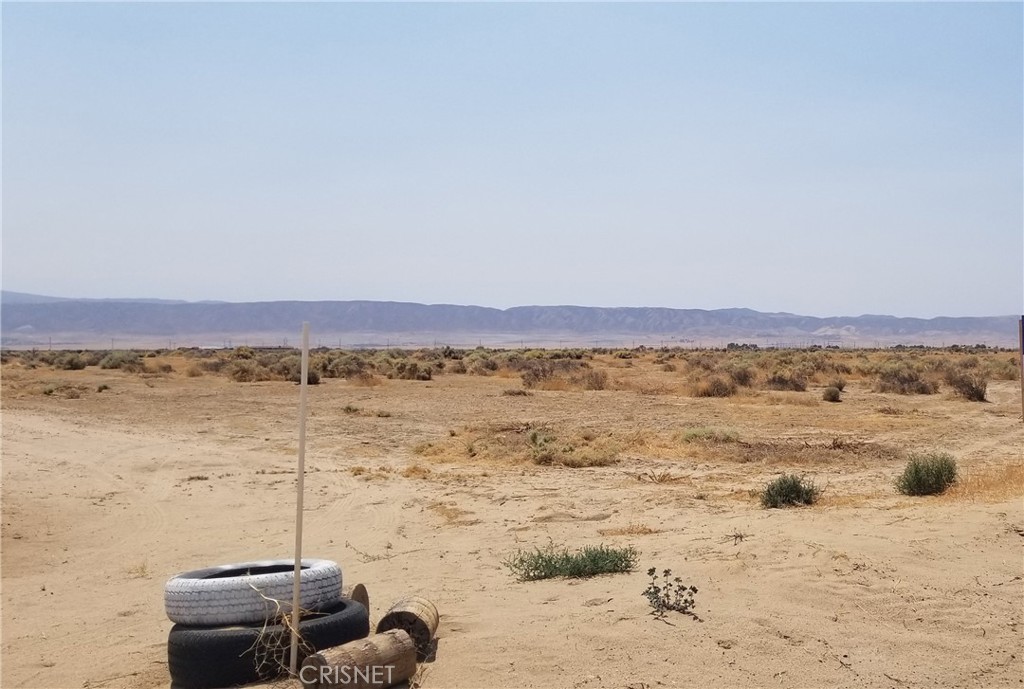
[{"left": 1, "top": 346, "right": 1022, "bottom": 689}]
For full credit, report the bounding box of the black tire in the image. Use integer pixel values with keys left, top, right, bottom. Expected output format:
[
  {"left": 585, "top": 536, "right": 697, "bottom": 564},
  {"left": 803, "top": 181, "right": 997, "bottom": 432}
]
[
  {"left": 167, "top": 598, "right": 369, "bottom": 689},
  {"left": 165, "top": 558, "right": 342, "bottom": 626}
]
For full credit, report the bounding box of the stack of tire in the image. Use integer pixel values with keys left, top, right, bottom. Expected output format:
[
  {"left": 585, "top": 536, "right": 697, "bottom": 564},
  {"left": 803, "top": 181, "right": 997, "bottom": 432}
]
[{"left": 165, "top": 559, "right": 369, "bottom": 689}]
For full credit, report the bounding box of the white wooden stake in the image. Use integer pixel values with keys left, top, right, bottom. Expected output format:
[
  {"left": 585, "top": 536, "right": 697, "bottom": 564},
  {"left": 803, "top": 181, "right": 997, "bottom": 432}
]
[{"left": 289, "top": 322, "right": 311, "bottom": 674}]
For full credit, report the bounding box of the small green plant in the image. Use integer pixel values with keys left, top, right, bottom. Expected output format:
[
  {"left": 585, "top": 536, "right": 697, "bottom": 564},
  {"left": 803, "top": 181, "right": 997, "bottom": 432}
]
[
  {"left": 822, "top": 386, "right": 842, "bottom": 402},
  {"left": 503, "top": 543, "right": 638, "bottom": 581},
  {"left": 760, "top": 474, "right": 821, "bottom": 508},
  {"left": 895, "top": 452, "right": 957, "bottom": 496},
  {"left": 643, "top": 567, "right": 698, "bottom": 619}
]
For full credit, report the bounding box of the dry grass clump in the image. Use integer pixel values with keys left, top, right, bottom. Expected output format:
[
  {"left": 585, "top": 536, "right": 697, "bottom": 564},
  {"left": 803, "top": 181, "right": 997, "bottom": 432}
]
[
  {"left": 691, "top": 376, "right": 737, "bottom": 398},
  {"left": 680, "top": 427, "right": 739, "bottom": 444},
  {"left": 428, "top": 501, "right": 476, "bottom": 525},
  {"left": 400, "top": 464, "right": 432, "bottom": 479},
  {"left": 636, "top": 469, "right": 685, "bottom": 484},
  {"left": 598, "top": 523, "right": 660, "bottom": 536},
  {"left": 942, "top": 462, "right": 1024, "bottom": 503}
]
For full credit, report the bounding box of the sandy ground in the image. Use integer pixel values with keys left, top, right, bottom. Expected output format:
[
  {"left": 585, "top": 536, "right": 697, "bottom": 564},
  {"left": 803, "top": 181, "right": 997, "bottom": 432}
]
[{"left": 2, "top": 358, "right": 1022, "bottom": 689}]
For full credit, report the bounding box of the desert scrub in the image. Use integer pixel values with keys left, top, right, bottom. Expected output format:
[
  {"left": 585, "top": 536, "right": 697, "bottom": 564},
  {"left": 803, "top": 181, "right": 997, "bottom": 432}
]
[
  {"left": 692, "top": 376, "right": 737, "bottom": 397},
  {"left": 822, "top": 386, "right": 842, "bottom": 402},
  {"left": 99, "top": 351, "right": 144, "bottom": 372},
  {"left": 875, "top": 362, "right": 937, "bottom": 394},
  {"left": 944, "top": 368, "right": 987, "bottom": 402},
  {"left": 56, "top": 353, "right": 86, "bottom": 370},
  {"left": 895, "top": 452, "right": 958, "bottom": 496},
  {"left": 760, "top": 474, "right": 821, "bottom": 508},
  {"left": 643, "top": 567, "right": 698, "bottom": 619},
  {"left": 681, "top": 427, "right": 738, "bottom": 443},
  {"left": 226, "top": 359, "right": 271, "bottom": 382},
  {"left": 503, "top": 543, "right": 638, "bottom": 581},
  {"left": 764, "top": 370, "right": 807, "bottom": 392}
]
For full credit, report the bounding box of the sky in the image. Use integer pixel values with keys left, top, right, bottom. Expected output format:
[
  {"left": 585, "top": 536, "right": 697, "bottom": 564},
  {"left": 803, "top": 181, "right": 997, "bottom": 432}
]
[{"left": 2, "top": 2, "right": 1021, "bottom": 318}]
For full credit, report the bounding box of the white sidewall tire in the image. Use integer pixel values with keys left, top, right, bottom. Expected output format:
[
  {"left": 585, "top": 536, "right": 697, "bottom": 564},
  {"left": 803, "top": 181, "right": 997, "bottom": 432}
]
[{"left": 164, "top": 559, "right": 342, "bottom": 626}]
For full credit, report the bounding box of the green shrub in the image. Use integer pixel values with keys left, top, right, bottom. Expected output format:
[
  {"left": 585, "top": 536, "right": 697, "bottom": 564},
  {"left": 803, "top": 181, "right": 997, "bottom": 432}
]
[
  {"left": 760, "top": 474, "right": 821, "bottom": 508},
  {"left": 822, "top": 386, "right": 842, "bottom": 403},
  {"left": 56, "top": 353, "right": 86, "bottom": 371},
  {"left": 503, "top": 543, "right": 638, "bottom": 581},
  {"left": 99, "top": 351, "right": 144, "bottom": 372},
  {"left": 944, "top": 369, "right": 987, "bottom": 402},
  {"left": 895, "top": 453, "right": 957, "bottom": 495}
]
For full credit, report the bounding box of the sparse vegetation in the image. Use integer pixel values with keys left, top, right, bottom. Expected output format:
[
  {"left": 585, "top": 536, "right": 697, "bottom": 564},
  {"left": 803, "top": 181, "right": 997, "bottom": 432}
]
[
  {"left": 895, "top": 452, "right": 958, "bottom": 496},
  {"left": 692, "top": 375, "right": 737, "bottom": 397},
  {"left": 643, "top": 567, "right": 698, "bottom": 619},
  {"left": 99, "top": 351, "right": 144, "bottom": 372},
  {"left": 822, "top": 386, "right": 842, "bottom": 402},
  {"left": 875, "top": 362, "right": 938, "bottom": 395},
  {"left": 944, "top": 368, "right": 987, "bottom": 402},
  {"left": 764, "top": 370, "right": 807, "bottom": 392},
  {"left": 682, "top": 427, "right": 739, "bottom": 443},
  {"left": 760, "top": 474, "right": 821, "bottom": 508},
  {"left": 503, "top": 543, "right": 638, "bottom": 581}
]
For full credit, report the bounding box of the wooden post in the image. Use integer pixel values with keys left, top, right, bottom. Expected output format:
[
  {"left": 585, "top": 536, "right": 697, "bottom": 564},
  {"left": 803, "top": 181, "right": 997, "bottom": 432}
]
[
  {"left": 347, "top": 583, "right": 369, "bottom": 618},
  {"left": 1019, "top": 316, "right": 1023, "bottom": 421},
  {"left": 375, "top": 597, "right": 438, "bottom": 661},
  {"left": 299, "top": 629, "right": 416, "bottom": 689},
  {"left": 290, "top": 322, "right": 311, "bottom": 675}
]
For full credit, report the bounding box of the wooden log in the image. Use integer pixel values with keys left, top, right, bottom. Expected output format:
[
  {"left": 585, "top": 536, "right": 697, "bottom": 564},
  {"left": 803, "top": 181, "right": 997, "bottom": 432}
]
[
  {"left": 299, "top": 629, "right": 415, "bottom": 689},
  {"left": 348, "top": 583, "right": 369, "bottom": 617},
  {"left": 374, "top": 596, "right": 438, "bottom": 661}
]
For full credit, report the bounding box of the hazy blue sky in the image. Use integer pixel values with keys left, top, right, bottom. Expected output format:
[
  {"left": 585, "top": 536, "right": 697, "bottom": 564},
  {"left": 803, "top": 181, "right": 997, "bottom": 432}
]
[{"left": 3, "top": 2, "right": 1021, "bottom": 317}]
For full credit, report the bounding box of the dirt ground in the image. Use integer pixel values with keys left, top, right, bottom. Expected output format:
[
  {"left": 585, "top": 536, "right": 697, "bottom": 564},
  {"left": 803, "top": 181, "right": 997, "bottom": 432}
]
[{"left": 2, "top": 353, "right": 1022, "bottom": 689}]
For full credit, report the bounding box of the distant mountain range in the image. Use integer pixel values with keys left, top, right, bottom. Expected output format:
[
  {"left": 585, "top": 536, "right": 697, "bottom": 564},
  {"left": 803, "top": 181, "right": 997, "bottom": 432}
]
[{"left": 0, "top": 291, "right": 1018, "bottom": 348}]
